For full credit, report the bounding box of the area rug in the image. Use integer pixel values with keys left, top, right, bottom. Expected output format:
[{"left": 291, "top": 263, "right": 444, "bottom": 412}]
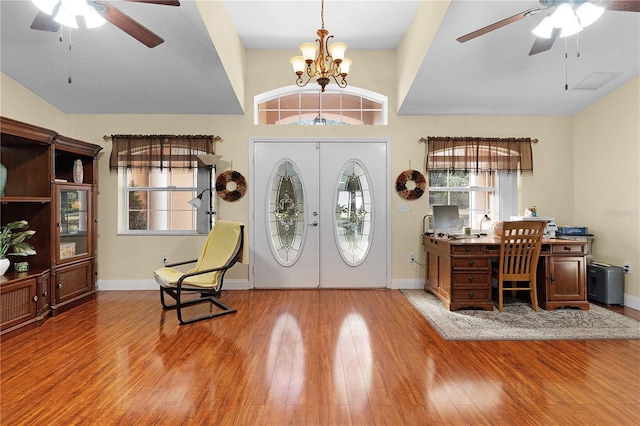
[{"left": 401, "top": 289, "right": 640, "bottom": 341}]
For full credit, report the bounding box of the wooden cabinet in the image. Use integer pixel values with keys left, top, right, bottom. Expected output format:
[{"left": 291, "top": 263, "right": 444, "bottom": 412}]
[
  {"left": 537, "top": 250, "right": 588, "bottom": 311},
  {"left": 424, "top": 236, "right": 493, "bottom": 311},
  {"left": 0, "top": 116, "right": 101, "bottom": 339},
  {"left": 423, "top": 235, "right": 589, "bottom": 312},
  {"left": 0, "top": 271, "right": 50, "bottom": 338},
  {"left": 36, "top": 272, "right": 51, "bottom": 316},
  {"left": 53, "top": 260, "right": 95, "bottom": 310}
]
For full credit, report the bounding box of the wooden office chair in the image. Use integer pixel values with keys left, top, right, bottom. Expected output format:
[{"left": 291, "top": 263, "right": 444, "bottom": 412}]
[
  {"left": 154, "top": 220, "right": 244, "bottom": 325},
  {"left": 497, "top": 220, "right": 546, "bottom": 312}
]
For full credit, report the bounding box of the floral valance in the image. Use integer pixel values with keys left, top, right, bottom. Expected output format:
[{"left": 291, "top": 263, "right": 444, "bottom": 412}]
[
  {"left": 108, "top": 134, "right": 222, "bottom": 172},
  {"left": 423, "top": 136, "right": 534, "bottom": 175}
]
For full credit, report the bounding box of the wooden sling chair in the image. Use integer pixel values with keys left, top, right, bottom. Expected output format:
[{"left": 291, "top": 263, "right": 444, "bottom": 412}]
[{"left": 154, "top": 220, "right": 244, "bottom": 325}]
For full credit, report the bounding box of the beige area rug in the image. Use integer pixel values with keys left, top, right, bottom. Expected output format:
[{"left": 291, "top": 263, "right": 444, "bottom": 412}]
[{"left": 401, "top": 289, "right": 640, "bottom": 341}]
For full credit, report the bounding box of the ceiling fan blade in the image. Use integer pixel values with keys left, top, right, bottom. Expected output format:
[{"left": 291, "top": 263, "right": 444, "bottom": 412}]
[
  {"left": 457, "top": 8, "right": 540, "bottom": 43},
  {"left": 30, "top": 9, "right": 61, "bottom": 32},
  {"left": 123, "top": 0, "right": 180, "bottom": 5},
  {"left": 603, "top": 1, "right": 640, "bottom": 12},
  {"left": 528, "top": 28, "right": 560, "bottom": 56},
  {"left": 93, "top": 1, "right": 165, "bottom": 48}
]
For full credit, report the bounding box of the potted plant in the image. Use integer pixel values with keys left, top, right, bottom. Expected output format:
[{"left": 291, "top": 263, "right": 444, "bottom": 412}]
[{"left": 0, "top": 220, "right": 36, "bottom": 275}]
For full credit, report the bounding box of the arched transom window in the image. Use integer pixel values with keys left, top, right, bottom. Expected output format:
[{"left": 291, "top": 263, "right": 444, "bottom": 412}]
[{"left": 255, "top": 85, "right": 387, "bottom": 125}]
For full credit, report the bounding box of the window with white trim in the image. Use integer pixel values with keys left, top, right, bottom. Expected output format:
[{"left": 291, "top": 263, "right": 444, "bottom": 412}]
[
  {"left": 428, "top": 170, "right": 516, "bottom": 232},
  {"left": 121, "top": 167, "right": 213, "bottom": 235},
  {"left": 255, "top": 85, "right": 387, "bottom": 125}
]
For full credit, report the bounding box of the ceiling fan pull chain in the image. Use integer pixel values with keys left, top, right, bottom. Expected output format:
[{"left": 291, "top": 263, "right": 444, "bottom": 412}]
[
  {"left": 576, "top": 32, "right": 581, "bottom": 58},
  {"left": 564, "top": 37, "right": 568, "bottom": 91},
  {"left": 67, "top": 28, "right": 73, "bottom": 84}
]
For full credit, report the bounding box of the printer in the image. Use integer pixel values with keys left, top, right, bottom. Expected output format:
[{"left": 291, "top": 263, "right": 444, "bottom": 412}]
[{"left": 509, "top": 216, "right": 557, "bottom": 238}]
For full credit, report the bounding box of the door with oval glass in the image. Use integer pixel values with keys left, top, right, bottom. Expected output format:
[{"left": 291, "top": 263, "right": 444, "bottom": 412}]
[{"left": 251, "top": 139, "right": 388, "bottom": 289}]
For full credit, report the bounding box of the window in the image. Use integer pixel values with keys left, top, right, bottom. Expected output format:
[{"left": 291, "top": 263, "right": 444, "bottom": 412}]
[
  {"left": 424, "top": 136, "right": 531, "bottom": 230},
  {"left": 255, "top": 85, "right": 387, "bottom": 125},
  {"left": 121, "top": 167, "right": 212, "bottom": 235},
  {"left": 428, "top": 170, "right": 516, "bottom": 231},
  {"left": 109, "top": 134, "right": 220, "bottom": 235}
]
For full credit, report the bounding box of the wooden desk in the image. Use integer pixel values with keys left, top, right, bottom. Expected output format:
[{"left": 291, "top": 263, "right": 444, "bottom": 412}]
[{"left": 422, "top": 235, "right": 589, "bottom": 311}]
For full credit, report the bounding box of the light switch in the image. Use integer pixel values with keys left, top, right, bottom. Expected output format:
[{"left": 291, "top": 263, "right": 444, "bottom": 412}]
[{"left": 398, "top": 204, "right": 407, "bottom": 213}]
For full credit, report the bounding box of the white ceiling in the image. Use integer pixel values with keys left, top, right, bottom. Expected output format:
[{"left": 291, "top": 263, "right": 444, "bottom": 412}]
[{"left": 1, "top": 0, "right": 638, "bottom": 116}]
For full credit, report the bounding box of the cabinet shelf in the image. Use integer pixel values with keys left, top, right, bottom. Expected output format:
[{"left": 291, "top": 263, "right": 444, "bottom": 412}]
[
  {"left": 1, "top": 196, "right": 52, "bottom": 203},
  {"left": 60, "top": 232, "right": 87, "bottom": 237},
  {"left": 0, "top": 267, "right": 49, "bottom": 284}
]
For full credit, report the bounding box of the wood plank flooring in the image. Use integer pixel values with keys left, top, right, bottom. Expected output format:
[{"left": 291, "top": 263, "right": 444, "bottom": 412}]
[{"left": 1, "top": 289, "right": 639, "bottom": 425}]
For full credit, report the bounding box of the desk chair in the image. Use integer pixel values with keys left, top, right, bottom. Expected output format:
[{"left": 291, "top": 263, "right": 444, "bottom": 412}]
[
  {"left": 497, "top": 220, "right": 546, "bottom": 312},
  {"left": 154, "top": 220, "right": 244, "bottom": 324}
]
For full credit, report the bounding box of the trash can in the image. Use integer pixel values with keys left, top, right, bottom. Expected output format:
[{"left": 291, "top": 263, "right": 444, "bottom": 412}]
[{"left": 587, "top": 263, "right": 624, "bottom": 306}]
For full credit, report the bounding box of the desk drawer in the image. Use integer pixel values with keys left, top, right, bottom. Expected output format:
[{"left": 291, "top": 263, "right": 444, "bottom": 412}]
[
  {"left": 452, "top": 257, "right": 490, "bottom": 269},
  {"left": 451, "top": 245, "right": 486, "bottom": 255},
  {"left": 453, "top": 271, "right": 489, "bottom": 286},
  {"left": 452, "top": 288, "right": 491, "bottom": 302},
  {"left": 551, "top": 244, "right": 585, "bottom": 255}
]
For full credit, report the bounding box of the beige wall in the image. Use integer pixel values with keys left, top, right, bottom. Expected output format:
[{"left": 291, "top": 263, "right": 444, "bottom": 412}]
[
  {"left": 2, "top": 68, "right": 637, "bottom": 300},
  {"left": 574, "top": 76, "right": 640, "bottom": 299},
  {"left": 1, "top": 73, "right": 68, "bottom": 132}
]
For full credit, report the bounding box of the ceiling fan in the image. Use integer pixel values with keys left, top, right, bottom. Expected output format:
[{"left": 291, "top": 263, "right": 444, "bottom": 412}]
[
  {"left": 29, "top": 0, "right": 180, "bottom": 48},
  {"left": 457, "top": 0, "right": 640, "bottom": 56}
]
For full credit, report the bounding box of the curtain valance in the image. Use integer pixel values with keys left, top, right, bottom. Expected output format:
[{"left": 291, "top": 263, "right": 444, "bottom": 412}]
[
  {"left": 109, "top": 134, "right": 222, "bottom": 172},
  {"left": 424, "top": 136, "right": 534, "bottom": 175}
]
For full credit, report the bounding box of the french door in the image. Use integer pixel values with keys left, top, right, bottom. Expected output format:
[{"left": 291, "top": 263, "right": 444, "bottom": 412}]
[{"left": 251, "top": 139, "right": 389, "bottom": 289}]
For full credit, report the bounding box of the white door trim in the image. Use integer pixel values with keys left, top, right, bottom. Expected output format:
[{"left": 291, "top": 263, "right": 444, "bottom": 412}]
[{"left": 249, "top": 137, "right": 391, "bottom": 289}]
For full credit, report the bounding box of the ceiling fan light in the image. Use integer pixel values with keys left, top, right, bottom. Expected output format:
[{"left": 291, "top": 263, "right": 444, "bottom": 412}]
[
  {"left": 549, "top": 3, "right": 576, "bottom": 28},
  {"left": 559, "top": 21, "right": 583, "bottom": 38},
  {"left": 83, "top": 6, "right": 106, "bottom": 28},
  {"left": 31, "top": 0, "right": 59, "bottom": 15},
  {"left": 54, "top": 4, "right": 78, "bottom": 28},
  {"left": 532, "top": 16, "right": 554, "bottom": 39},
  {"left": 61, "top": 0, "right": 87, "bottom": 15},
  {"left": 576, "top": 2, "right": 605, "bottom": 28}
]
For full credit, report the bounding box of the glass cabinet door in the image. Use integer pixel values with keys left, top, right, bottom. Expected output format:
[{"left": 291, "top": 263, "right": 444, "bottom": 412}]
[{"left": 58, "top": 187, "right": 90, "bottom": 262}]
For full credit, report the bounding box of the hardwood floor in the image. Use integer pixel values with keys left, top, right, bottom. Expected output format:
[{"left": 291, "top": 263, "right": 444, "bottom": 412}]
[{"left": 1, "top": 289, "right": 639, "bottom": 425}]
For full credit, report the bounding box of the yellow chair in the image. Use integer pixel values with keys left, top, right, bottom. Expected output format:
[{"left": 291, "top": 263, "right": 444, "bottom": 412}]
[
  {"left": 497, "top": 220, "right": 546, "bottom": 312},
  {"left": 154, "top": 220, "right": 244, "bottom": 324}
]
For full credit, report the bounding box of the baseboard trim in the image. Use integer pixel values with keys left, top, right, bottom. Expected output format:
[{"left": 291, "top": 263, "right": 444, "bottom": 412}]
[
  {"left": 390, "top": 279, "right": 424, "bottom": 290},
  {"left": 623, "top": 293, "right": 640, "bottom": 311},
  {"left": 97, "top": 279, "right": 639, "bottom": 310},
  {"left": 98, "top": 279, "right": 250, "bottom": 291}
]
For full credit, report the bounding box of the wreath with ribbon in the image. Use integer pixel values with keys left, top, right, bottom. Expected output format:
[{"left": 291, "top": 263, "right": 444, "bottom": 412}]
[
  {"left": 395, "top": 169, "right": 426, "bottom": 200},
  {"left": 215, "top": 170, "right": 247, "bottom": 202}
]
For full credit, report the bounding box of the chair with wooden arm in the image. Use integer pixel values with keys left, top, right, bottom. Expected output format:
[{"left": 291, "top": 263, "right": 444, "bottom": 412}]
[{"left": 154, "top": 220, "right": 244, "bottom": 324}]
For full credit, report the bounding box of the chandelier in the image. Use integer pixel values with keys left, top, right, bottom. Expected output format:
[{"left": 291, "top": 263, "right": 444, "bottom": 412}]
[
  {"left": 531, "top": 1, "right": 605, "bottom": 39},
  {"left": 289, "top": 0, "right": 352, "bottom": 92},
  {"left": 31, "top": 0, "right": 107, "bottom": 29}
]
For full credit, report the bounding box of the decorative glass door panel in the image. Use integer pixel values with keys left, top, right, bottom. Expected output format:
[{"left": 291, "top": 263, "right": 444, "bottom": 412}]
[
  {"left": 335, "top": 160, "right": 372, "bottom": 266},
  {"left": 58, "top": 186, "right": 90, "bottom": 262},
  {"left": 268, "top": 160, "right": 305, "bottom": 266},
  {"left": 252, "top": 140, "right": 387, "bottom": 289}
]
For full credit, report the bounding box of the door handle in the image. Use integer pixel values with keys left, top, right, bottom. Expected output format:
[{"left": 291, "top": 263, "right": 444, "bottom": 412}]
[{"left": 308, "top": 221, "right": 318, "bottom": 227}]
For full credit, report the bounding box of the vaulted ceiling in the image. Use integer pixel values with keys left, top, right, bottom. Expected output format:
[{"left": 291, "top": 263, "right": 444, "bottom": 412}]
[{"left": 1, "top": 0, "right": 638, "bottom": 115}]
